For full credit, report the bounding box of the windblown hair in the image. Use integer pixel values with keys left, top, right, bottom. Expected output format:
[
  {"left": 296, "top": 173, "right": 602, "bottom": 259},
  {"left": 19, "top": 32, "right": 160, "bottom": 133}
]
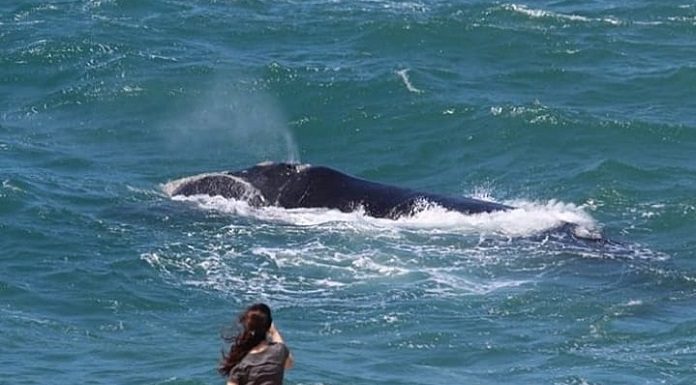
[{"left": 219, "top": 303, "right": 273, "bottom": 377}]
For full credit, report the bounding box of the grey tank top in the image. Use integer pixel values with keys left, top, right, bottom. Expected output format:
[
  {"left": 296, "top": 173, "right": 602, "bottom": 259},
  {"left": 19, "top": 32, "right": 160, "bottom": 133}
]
[{"left": 229, "top": 342, "right": 290, "bottom": 385}]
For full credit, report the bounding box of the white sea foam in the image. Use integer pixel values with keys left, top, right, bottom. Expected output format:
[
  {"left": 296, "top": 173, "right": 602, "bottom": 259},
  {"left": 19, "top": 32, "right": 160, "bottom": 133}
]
[
  {"left": 371, "top": 0, "right": 428, "bottom": 13},
  {"left": 501, "top": 4, "right": 623, "bottom": 26},
  {"left": 396, "top": 69, "right": 423, "bottom": 94},
  {"left": 166, "top": 189, "right": 600, "bottom": 239},
  {"left": 626, "top": 299, "right": 643, "bottom": 306},
  {"left": 2, "top": 179, "right": 23, "bottom": 193},
  {"left": 503, "top": 3, "right": 590, "bottom": 22},
  {"left": 142, "top": 238, "right": 530, "bottom": 299},
  {"left": 1, "top": 307, "right": 54, "bottom": 326},
  {"left": 490, "top": 103, "right": 561, "bottom": 125},
  {"left": 306, "top": 0, "right": 429, "bottom": 14},
  {"left": 427, "top": 270, "right": 528, "bottom": 295},
  {"left": 152, "top": 184, "right": 673, "bottom": 300},
  {"left": 83, "top": 0, "right": 115, "bottom": 10}
]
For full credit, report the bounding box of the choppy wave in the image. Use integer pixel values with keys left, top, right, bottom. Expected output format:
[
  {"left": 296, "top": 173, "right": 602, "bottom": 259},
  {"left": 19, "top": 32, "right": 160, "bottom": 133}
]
[
  {"left": 499, "top": 3, "right": 623, "bottom": 26},
  {"left": 143, "top": 189, "right": 671, "bottom": 304},
  {"left": 166, "top": 190, "right": 599, "bottom": 238}
]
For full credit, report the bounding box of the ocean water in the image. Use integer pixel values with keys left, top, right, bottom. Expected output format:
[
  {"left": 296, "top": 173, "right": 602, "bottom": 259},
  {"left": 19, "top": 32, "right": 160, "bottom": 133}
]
[{"left": 2, "top": 1, "right": 696, "bottom": 384}]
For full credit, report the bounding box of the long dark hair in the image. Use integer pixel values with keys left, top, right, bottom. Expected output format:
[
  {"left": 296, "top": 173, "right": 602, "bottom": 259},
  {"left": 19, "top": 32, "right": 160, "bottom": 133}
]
[{"left": 219, "top": 303, "right": 273, "bottom": 377}]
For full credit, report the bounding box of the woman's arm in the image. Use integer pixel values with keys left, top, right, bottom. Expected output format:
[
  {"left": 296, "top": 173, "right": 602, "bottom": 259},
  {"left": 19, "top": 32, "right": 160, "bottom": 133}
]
[
  {"left": 269, "top": 323, "right": 294, "bottom": 369},
  {"left": 284, "top": 350, "right": 295, "bottom": 369},
  {"left": 268, "top": 323, "right": 284, "bottom": 344}
]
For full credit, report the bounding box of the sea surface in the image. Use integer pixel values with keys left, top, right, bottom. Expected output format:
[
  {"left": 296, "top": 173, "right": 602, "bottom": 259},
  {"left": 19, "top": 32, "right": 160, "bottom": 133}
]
[{"left": 2, "top": 1, "right": 696, "bottom": 384}]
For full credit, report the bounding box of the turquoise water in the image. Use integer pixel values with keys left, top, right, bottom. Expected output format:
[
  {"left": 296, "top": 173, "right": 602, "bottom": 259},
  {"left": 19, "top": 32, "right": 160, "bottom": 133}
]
[{"left": 2, "top": 1, "right": 696, "bottom": 384}]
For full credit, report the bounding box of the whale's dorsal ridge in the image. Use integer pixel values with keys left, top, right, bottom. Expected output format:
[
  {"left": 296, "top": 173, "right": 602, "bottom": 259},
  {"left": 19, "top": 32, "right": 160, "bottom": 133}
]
[{"left": 169, "top": 163, "right": 510, "bottom": 219}]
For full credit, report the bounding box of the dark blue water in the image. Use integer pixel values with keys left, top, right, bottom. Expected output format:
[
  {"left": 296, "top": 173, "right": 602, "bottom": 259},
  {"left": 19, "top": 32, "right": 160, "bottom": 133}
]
[{"left": 2, "top": 1, "right": 696, "bottom": 384}]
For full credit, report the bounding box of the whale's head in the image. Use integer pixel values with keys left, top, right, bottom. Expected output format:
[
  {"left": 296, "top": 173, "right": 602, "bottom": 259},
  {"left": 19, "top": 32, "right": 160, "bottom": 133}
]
[
  {"left": 164, "top": 172, "right": 265, "bottom": 205},
  {"left": 229, "top": 162, "right": 310, "bottom": 203},
  {"left": 238, "top": 161, "right": 307, "bottom": 175},
  {"left": 232, "top": 161, "right": 308, "bottom": 183},
  {"left": 164, "top": 162, "right": 310, "bottom": 206}
]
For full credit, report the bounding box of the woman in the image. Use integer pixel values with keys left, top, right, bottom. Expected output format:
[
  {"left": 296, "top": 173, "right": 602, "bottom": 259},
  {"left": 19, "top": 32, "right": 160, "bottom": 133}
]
[{"left": 219, "top": 303, "right": 294, "bottom": 385}]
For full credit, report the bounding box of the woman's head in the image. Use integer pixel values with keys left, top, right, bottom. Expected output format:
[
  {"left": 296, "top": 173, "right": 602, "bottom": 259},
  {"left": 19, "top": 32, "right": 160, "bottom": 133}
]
[
  {"left": 244, "top": 303, "right": 272, "bottom": 329},
  {"left": 239, "top": 303, "right": 272, "bottom": 339},
  {"left": 219, "top": 303, "right": 274, "bottom": 376}
]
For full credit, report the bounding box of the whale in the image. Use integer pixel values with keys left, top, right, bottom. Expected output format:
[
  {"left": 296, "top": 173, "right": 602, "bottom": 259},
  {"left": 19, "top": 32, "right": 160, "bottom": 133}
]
[{"left": 166, "top": 162, "right": 514, "bottom": 219}]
